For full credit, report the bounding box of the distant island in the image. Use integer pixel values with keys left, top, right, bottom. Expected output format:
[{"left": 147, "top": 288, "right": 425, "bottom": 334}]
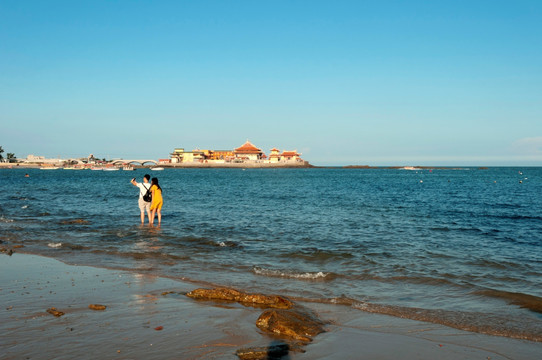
[
  {"left": 165, "top": 140, "right": 311, "bottom": 168},
  {"left": 0, "top": 140, "right": 312, "bottom": 169}
]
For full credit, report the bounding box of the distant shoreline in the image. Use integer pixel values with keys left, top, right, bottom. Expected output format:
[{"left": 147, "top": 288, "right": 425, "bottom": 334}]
[{"left": 1, "top": 163, "right": 536, "bottom": 170}]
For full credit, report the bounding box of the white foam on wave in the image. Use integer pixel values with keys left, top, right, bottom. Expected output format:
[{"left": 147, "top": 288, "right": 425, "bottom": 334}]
[
  {"left": 48, "top": 243, "right": 62, "bottom": 248},
  {"left": 253, "top": 266, "right": 329, "bottom": 280},
  {"left": 0, "top": 216, "right": 14, "bottom": 223},
  {"left": 21, "top": 205, "right": 28, "bottom": 209}
]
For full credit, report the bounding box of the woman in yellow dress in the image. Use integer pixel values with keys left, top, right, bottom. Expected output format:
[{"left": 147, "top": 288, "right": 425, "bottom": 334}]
[{"left": 149, "top": 177, "right": 163, "bottom": 225}]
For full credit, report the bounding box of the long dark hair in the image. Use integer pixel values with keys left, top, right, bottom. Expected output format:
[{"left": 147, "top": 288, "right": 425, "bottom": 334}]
[{"left": 151, "top": 177, "right": 162, "bottom": 191}]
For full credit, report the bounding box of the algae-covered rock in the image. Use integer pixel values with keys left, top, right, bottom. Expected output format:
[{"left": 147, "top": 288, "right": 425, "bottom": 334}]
[
  {"left": 236, "top": 343, "right": 292, "bottom": 360},
  {"left": 61, "top": 219, "right": 91, "bottom": 225},
  {"left": 186, "top": 288, "right": 293, "bottom": 309},
  {"left": 256, "top": 308, "right": 325, "bottom": 342},
  {"left": 88, "top": 304, "right": 107, "bottom": 311},
  {"left": 46, "top": 307, "right": 65, "bottom": 317}
]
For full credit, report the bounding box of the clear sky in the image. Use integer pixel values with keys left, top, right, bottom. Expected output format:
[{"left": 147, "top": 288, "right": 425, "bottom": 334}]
[{"left": 1, "top": 0, "right": 541, "bottom": 166}]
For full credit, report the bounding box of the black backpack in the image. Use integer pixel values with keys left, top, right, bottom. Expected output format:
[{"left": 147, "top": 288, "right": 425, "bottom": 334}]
[{"left": 142, "top": 185, "right": 152, "bottom": 202}]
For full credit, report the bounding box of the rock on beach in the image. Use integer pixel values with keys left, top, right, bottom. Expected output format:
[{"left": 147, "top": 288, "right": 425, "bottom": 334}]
[
  {"left": 88, "top": 304, "right": 107, "bottom": 311},
  {"left": 46, "top": 307, "right": 65, "bottom": 317},
  {"left": 256, "top": 308, "right": 326, "bottom": 343},
  {"left": 186, "top": 287, "right": 294, "bottom": 309}
]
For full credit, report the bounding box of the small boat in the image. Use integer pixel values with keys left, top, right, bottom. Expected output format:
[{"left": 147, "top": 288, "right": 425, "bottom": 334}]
[
  {"left": 150, "top": 167, "right": 164, "bottom": 171},
  {"left": 123, "top": 165, "right": 135, "bottom": 171},
  {"left": 90, "top": 167, "right": 103, "bottom": 171},
  {"left": 40, "top": 166, "right": 60, "bottom": 170},
  {"left": 103, "top": 167, "right": 120, "bottom": 171}
]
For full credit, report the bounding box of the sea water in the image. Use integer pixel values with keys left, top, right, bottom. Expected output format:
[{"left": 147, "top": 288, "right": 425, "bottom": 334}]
[{"left": 1, "top": 167, "right": 541, "bottom": 341}]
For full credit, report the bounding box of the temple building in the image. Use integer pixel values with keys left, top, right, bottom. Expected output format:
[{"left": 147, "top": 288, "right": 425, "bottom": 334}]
[
  {"left": 234, "top": 140, "right": 264, "bottom": 161},
  {"left": 268, "top": 148, "right": 281, "bottom": 163},
  {"left": 169, "top": 140, "right": 305, "bottom": 165},
  {"left": 280, "top": 150, "right": 301, "bottom": 161}
]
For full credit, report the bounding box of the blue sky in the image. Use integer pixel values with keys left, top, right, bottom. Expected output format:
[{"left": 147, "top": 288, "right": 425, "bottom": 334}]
[{"left": 1, "top": 0, "right": 541, "bottom": 165}]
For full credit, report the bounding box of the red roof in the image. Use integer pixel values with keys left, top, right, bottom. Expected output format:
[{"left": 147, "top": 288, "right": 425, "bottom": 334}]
[
  {"left": 281, "top": 151, "right": 300, "bottom": 157},
  {"left": 235, "top": 140, "right": 263, "bottom": 154},
  {"left": 270, "top": 147, "right": 280, "bottom": 152}
]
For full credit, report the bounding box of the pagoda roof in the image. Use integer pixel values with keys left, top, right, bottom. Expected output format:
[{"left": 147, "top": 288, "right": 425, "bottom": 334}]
[
  {"left": 281, "top": 150, "right": 300, "bottom": 156},
  {"left": 270, "top": 147, "right": 280, "bottom": 152},
  {"left": 235, "top": 140, "right": 263, "bottom": 153}
]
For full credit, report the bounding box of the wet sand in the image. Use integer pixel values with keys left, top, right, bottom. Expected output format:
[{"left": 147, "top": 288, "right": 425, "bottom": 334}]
[{"left": 1, "top": 254, "right": 540, "bottom": 359}]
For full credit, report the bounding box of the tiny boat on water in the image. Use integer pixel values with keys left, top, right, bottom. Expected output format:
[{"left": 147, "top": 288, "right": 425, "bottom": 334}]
[
  {"left": 150, "top": 167, "right": 164, "bottom": 171},
  {"left": 40, "top": 166, "right": 60, "bottom": 170},
  {"left": 123, "top": 165, "right": 135, "bottom": 171}
]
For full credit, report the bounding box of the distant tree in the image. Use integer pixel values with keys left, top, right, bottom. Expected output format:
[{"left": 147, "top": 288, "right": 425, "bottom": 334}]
[
  {"left": 0, "top": 146, "right": 4, "bottom": 161},
  {"left": 7, "top": 153, "right": 16, "bottom": 162}
]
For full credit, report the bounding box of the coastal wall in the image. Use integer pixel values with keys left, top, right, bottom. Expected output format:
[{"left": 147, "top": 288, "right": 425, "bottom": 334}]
[
  {"left": 0, "top": 161, "right": 313, "bottom": 169},
  {"left": 164, "top": 161, "right": 312, "bottom": 168}
]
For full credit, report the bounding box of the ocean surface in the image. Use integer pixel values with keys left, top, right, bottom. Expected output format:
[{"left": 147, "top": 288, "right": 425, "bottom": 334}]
[{"left": 1, "top": 167, "right": 541, "bottom": 341}]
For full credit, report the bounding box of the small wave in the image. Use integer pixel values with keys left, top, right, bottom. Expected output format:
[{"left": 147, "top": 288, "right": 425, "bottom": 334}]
[
  {"left": 63, "top": 243, "right": 86, "bottom": 250},
  {"left": 91, "top": 249, "right": 189, "bottom": 262},
  {"left": 216, "top": 241, "right": 238, "bottom": 248},
  {"left": 0, "top": 216, "right": 14, "bottom": 223},
  {"left": 21, "top": 205, "right": 28, "bottom": 209},
  {"left": 282, "top": 248, "right": 354, "bottom": 262},
  {"left": 473, "top": 289, "right": 542, "bottom": 314},
  {"left": 389, "top": 275, "right": 456, "bottom": 286},
  {"left": 351, "top": 302, "right": 542, "bottom": 342},
  {"left": 253, "top": 266, "right": 333, "bottom": 281},
  {"left": 48, "top": 242, "right": 62, "bottom": 248},
  {"left": 430, "top": 227, "right": 450, "bottom": 232},
  {"left": 491, "top": 214, "right": 542, "bottom": 221},
  {"left": 290, "top": 295, "right": 542, "bottom": 342}
]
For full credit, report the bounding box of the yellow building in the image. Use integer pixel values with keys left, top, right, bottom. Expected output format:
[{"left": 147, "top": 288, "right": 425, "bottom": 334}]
[
  {"left": 210, "top": 150, "right": 235, "bottom": 160},
  {"left": 269, "top": 148, "right": 281, "bottom": 163},
  {"left": 170, "top": 148, "right": 185, "bottom": 163}
]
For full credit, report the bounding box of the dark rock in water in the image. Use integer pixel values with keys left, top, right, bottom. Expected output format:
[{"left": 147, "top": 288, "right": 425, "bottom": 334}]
[
  {"left": 186, "top": 288, "right": 293, "bottom": 309},
  {"left": 12, "top": 245, "right": 24, "bottom": 249},
  {"left": 236, "top": 342, "right": 303, "bottom": 360},
  {"left": 47, "top": 307, "right": 65, "bottom": 317},
  {"left": 61, "top": 219, "right": 91, "bottom": 225},
  {"left": 256, "top": 308, "right": 325, "bottom": 343},
  {"left": 88, "top": 304, "right": 107, "bottom": 311},
  {"left": 64, "top": 243, "right": 85, "bottom": 250}
]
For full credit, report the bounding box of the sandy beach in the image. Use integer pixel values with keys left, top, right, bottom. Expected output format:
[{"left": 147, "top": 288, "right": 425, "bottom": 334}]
[{"left": 1, "top": 253, "right": 540, "bottom": 359}]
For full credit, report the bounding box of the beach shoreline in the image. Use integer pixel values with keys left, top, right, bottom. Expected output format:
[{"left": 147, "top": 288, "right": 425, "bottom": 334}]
[{"left": 1, "top": 253, "right": 540, "bottom": 359}]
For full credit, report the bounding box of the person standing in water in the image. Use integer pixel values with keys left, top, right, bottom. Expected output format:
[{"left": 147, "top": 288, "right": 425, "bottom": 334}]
[
  {"left": 149, "top": 177, "right": 163, "bottom": 225},
  {"left": 130, "top": 174, "right": 152, "bottom": 224}
]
